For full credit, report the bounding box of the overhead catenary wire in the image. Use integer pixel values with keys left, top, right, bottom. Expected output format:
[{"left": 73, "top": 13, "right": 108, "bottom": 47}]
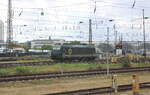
[
  {"left": 1, "top": 0, "right": 150, "bottom": 20},
  {"left": 1, "top": 0, "right": 149, "bottom": 42},
  {"left": 1, "top": 0, "right": 150, "bottom": 11},
  {"left": 1, "top": 0, "right": 150, "bottom": 13}
]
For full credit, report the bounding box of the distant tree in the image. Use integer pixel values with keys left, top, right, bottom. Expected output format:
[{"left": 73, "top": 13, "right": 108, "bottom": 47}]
[
  {"left": 70, "top": 41, "right": 81, "bottom": 45},
  {"left": 33, "top": 46, "right": 41, "bottom": 50},
  {"left": 55, "top": 43, "right": 61, "bottom": 45},
  {"left": 41, "top": 45, "right": 53, "bottom": 50},
  {"left": 22, "top": 45, "right": 29, "bottom": 52},
  {"left": 63, "top": 41, "right": 81, "bottom": 45}
]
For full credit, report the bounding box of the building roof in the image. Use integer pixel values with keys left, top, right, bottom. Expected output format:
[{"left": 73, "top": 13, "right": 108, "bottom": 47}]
[{"left": 32, "top": 39, "right": 65, "bottom": 43}]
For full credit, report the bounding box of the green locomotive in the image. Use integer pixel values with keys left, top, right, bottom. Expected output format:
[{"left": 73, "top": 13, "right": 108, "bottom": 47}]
[{"left": 51, "top": 44, "right": 97, "bottom": 61}]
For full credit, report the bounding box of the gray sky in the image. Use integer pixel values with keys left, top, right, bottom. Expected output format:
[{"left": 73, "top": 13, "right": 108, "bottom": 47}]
[{"left": 0, "top": 0, "right": 150, "bottom": 42}]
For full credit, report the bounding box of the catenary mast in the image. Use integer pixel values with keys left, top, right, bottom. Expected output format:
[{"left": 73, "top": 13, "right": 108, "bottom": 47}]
[{"left": 7, "top": 0, "right": 13, "bottom": 46}]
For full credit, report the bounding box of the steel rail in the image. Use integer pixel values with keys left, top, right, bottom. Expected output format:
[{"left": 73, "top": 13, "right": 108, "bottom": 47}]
[
  {"left": 0, "top": 59, "right": 114, "bottom": 69},
  {"left": 0, "top": 67, "right": 150, "bottom": 82},
  {"left": 0, "top": 55, "right": 50, "bottom": 61},
  {"left": 43, "top": 82, "right": 150, "bottom": 95},
  {"left": 0, "top": 61, "right": 56, "bottom": 68}
]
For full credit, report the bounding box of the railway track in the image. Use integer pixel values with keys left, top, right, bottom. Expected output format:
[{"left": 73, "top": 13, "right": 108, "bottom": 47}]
[
  {"left": 1, "top": 56, "right": 150, "bottom": 69},
  {"left": 0, "top": 61, "right": 55, "bottom": 68},
  {"left": 0, "top": 59, "right": 110, "bottom": 69},
  {"left": 0, "top": 55, "right": 50, "bottom": 61},
  {"left": 0, "top": 66, "right": 150, "bottom": 82},
  {"left": 43, "top": 82, "right": 150, "bottom": 95}
]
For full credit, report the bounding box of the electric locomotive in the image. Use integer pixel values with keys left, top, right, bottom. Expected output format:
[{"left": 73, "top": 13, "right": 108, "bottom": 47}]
[{"left": 51, "top": 44, "right": 97, "bottom": 61}]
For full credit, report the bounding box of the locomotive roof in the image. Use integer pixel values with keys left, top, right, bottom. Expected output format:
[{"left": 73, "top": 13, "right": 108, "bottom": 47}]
[{"left": 61, "top": 45, "right": 95, "bottom": 48}]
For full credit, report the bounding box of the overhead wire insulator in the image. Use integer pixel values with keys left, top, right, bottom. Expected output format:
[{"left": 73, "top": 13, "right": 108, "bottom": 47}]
[
  {"left": 41, "top": 8, "right": 44, "bottom": 16},
  {"left": 41, "top": 12, "right": 44, "bottom": 16},
  {"left": 132, "top": 0, "right": 136, "bottom": 8},
  {"left": 19, "top": 8, "right": 23, "bottom": 16}
]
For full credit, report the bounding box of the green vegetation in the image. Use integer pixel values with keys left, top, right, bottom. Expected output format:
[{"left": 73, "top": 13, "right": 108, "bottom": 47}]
[
  {"left": 0, "top": 69, "right": 10, "bottom": 75},
  {"left": 22, "top": 45, "right": 30, "bottom": 52},
  {"left": 0, "top": 64, "right": 100, "bottom": 75},
  {"left": 33, "top": 46, "right": 41, "bottom": 50},
  {"left": 63, "top": 41, "right": 82, "bottom": 45},
  {"left": 131, "top": 62, "right": 150, "bottom": 67},
  {"left": 33, "top": 45, "right": 53, "bottom": 50},
  {"left": 41, "top": 45, "right": 53, "bottom": 50},
  {"left": 70, "top": 41, "right": 81, "bottom": 45},
  {"left": 0, "top": 64, "right": 103, "bottom": 75},
  {"left": 120, "top": 57, "right": 131, "bottom": 68},
  {"left": 0, "top": 66, "right": 44, "bottom": 75},
  {"left": 0, "top": 62, "right": 150, "bottom": 75},
  {"left": 55, "top": 43, "right": 61, "bottom": 45},
  {"left": 15, "top": 66, "right": 32, "bottom": 74}
]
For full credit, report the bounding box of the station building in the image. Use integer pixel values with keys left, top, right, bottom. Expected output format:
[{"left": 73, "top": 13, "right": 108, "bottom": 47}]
[{"left": 30, "top": 37, "right": 65, "bottom": 48}]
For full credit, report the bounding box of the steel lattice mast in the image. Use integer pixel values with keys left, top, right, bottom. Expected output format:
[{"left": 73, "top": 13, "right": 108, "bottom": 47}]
[
  {"left": 89, "top": 19, "right": 92, "bottom": 45},
  {"left": 7, "top": 0, "right": 13, "bottom": 46}
]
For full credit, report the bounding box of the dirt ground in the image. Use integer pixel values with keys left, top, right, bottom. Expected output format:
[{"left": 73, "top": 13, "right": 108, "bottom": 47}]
[
  {"left": 0, "top": 72, "right": 149, "bottom": 95},
  {"left": 106, "top": 89, "right": 150, "bottom": 95}
]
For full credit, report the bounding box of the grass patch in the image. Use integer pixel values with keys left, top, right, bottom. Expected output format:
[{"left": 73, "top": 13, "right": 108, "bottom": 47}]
[
  {"left": 42, "top": 63, "right": 103, "bottom": 72},
  {"left": 131, "top": 62, "right": 150, "bottom": 67},
  {"left": 0, "top": 64, "right": 104, "bottom": 75},
  {"left": 0, "top": 62, "right": 150, "bottom": 75},
  {"left": 120, "top": 57, "right": 131, "bottom": 68},
  {"left": 15, "top": 67, "right": 32, "bottom": 74},
  {"left": 0, "top": 69, "right": 11, "bottom": 75}
]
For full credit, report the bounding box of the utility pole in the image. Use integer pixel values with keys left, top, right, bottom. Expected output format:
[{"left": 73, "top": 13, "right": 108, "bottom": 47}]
[
  {"left": 142, "top": 9, "right": 146, "bottom": 58},
  {"left": 107, "top": 27, "right": 109, "bottom": 75},
  {"left": 89, "top": 19, "right": 92, "bottom": 45},
  {"left": 7, "top": 0, "right": 13, "bottom": 47},
  {"left": 114, "top": 24, "right": 117, "bottom": 54}
]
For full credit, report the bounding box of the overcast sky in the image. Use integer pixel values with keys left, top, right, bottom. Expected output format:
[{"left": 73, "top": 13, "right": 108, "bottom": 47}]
[{"left": 0, "top": 0, "right": 150, "bottom": 42}]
